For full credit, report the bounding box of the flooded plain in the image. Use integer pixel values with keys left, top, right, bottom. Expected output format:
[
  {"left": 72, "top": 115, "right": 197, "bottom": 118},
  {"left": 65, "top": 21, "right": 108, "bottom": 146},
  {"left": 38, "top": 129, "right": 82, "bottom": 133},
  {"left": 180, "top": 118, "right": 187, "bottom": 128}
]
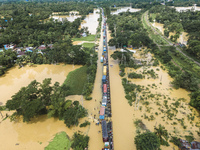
[
  {"left": 0, "top": 64, "right": 81, "bottom": 105},
  {"left": 111, "top": 7, "right": 141, "bottom": 15},
  {"left": 152, "top": 22, "right": 188, "bottom": 44},
  {"left": 80, "top": 8, "right": 100, "bottom": 34},
  {"left": 51, "top": 11, "right": 81, "bottom": 22},
  {"left": 0, "top": 64, "right": 89, "bottom": 150},
  {"left": 107, "top": 27, "right": 200, "bottom": 149},
  {"left": 0, "top": 15, "right": 103, "bottom": 150},
  {"left": 174, "top": 6, "right": 200, "bottom": 12}
]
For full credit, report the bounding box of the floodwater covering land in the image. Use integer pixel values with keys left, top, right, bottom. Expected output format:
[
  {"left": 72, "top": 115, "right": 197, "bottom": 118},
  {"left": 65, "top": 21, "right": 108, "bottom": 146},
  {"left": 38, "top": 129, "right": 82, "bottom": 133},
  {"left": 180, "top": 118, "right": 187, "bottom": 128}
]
[
  {"left": 152, "top": 22, "right": 188, "bottom": 45},
  {"left": 111, "top": 7, "right": 141, "bottom": 15},
  {"left": 51, "top": 8, "right": 100, "bottom": 34},
  {"left": 80, "top": 8, "right": 100, "bottom": 34},
  {"left": 0, "top": 64, "right": 85, "bottom": 150},
  {"left": 107, "top": 25, "right": 200, "bottom": 149},
  {"left": 174, "top": 6, "right": 200, "bottom": 12},
  {"left": 51, "top": 11, "right": 81, "bottom": 22},
  {"left": 0, "top": 64, "right": 81, "bottom": 105}
]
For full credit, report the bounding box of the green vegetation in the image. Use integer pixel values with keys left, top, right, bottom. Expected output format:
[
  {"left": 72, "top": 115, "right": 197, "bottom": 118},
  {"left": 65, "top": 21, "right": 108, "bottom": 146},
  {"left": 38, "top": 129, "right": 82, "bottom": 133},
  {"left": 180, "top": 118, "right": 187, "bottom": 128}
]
[
  {"left": 63, "top": 66, "right": 87, "bottom": 95},
  {"left": 122, "top": 78, "right": 142, "bottom": 106},
  {"left": 169, "top": 136, "right": 181, "bottom": 147},
  {"left": 142, "top": 12, "right": 168, "bottom": 45},
  {"left": 6, "top": 78, "right": 87, "bottom": 127},
  {"left": 71, "top": 132, "right": 89, "bottom": 150},
  {"left": 72, "top": 35, "right": 96, "bottom": 41},
  {"left": 128, "top": 72, "right": 143, "bottom": 79},
  {"left": 82, "top": 43, "right": 95, "bottom": 48},
  {"left": 45, "top": 132, "right": 71, "bottom": 150},
  {"left": 107, "top": 10, "right": 152, "bottom": 48},
  {"left": 0, "top": 49, "right": 17, "bottom": 75},
  {"left": 79, "top": 120, "right": 90, "bottom": 127},
  {"left": 154, "top": 124, "right": 169, "bottom": 146},
  {"left": 135, "top": 131, "right": 160, "bottom": 150}
]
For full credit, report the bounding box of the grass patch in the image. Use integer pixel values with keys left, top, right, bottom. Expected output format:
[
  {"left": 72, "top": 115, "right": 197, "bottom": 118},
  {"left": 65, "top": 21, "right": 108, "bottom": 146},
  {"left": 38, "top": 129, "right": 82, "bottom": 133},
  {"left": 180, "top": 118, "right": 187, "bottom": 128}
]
[
  {"left": 45, "top": 132, "right": 71, "bottom": 150},
  {"left": 142, "top": 12, "right": 168, "bottom": 45},
  {"left": 82, "top": 43, "right": 95, "bottom": 48},
  {"left": 63, "top": 66, "right": 87, "bottom": 95},
  {"left": 72, "top": 35, "right": 95, "bottom": 41}
]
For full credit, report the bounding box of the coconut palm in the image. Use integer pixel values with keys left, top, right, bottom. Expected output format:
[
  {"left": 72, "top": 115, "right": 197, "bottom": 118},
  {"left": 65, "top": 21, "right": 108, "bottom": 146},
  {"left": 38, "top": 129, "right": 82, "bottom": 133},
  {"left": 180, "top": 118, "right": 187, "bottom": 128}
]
[{"left": 154, "top": 124, "right": 169, "bottom": 146}]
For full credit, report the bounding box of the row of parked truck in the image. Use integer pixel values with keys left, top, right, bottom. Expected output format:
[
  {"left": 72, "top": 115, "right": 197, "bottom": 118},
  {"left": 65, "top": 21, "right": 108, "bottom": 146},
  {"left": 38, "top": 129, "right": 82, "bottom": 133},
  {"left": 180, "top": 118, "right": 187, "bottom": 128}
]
[{"left": 99, "top": 10, "right": 114, "bottom": 150}]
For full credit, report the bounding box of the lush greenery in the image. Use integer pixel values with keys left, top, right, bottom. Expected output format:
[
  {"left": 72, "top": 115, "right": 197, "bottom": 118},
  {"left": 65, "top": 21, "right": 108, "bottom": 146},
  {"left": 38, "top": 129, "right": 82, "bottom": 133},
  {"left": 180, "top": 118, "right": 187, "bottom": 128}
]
[
  {"left": 0, "top": 49, "right": 17, "bottom": 75},
  {"left": 149, "top": 5, "right": 200, "bottom": 60},
  {"left": 79, "top": 120, "right": 90, "bottom": 127},
  {"left": 128, "top": 72, "right": 143, "bottom": 79},
  {"left": 72, "top": 35, "right": 96, "bottom": 41},
  {"left": 189, "top": 90, "right": 200, "bottom": 111},
  {"left": 0, "top": 2, "right": 95, "bottom": 47},
  {"left": 71, "top": 132, "right": 89, "bottom": 150},
  {"left": 154, "top": 124, "right": 169, "bottom": 146},
  {"left": 107, "top": 10, "right": 151, "bottom": 48},
  {"left": 6, "top": 78, "right": 88, "bottom": 127},
  {"left": 45, "top": 132, "right": 71, "bottom": 150},
  {"left": 135, "top": 131, "right": 160, "bottom": 150},
  {"left": 122, "top": 78, "right": 142, "bottom": 106},
  {"left": 82, "top": 43, "right": 95, "bottom": 48},
  {"left": 63, "top": 66, "right": 87, "bottom": 95}
]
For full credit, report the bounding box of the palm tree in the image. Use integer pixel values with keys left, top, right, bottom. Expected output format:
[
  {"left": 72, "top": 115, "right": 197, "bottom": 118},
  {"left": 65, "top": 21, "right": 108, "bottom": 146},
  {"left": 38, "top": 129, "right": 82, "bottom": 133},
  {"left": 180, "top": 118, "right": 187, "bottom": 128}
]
[{"left": 154, "top": 124, "right": 169, "bottom": 146}]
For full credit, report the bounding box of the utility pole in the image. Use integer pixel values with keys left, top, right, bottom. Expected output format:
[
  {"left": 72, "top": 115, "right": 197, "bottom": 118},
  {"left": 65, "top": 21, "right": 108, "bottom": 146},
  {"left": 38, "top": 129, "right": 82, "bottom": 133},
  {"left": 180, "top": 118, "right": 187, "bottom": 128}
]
[{"left": 114, "top": 24, "right": 116, "bottom": 37}]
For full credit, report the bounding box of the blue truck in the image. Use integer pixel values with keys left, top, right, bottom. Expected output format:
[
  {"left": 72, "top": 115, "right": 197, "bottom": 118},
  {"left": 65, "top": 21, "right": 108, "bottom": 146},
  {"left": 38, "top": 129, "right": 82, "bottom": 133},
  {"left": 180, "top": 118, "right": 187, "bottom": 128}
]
[{"left": 102, "top": 75, "right": 106, "bottom": 84}]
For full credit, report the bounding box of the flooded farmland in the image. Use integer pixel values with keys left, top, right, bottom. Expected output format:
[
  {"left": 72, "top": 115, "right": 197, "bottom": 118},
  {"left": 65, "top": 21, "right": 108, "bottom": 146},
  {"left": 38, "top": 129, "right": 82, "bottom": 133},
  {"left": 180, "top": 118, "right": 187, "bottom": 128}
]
[
  {"left": 174, "top": 6, "right": 200, "bottom": 12},
  {"left": 51, "top": 9, "right": 100, "bottom": 34},
  {"left": 107, "top": 27, "right": 200, "bottom": 149},
  {"left": 0, "top": 64, "right": 81, "bottom": 105},
  {"left": 152, "top": 22, "right": 188, "bottom": 44},
  {"left": 111, "top": 7, "right": 141, "bottom": 15},
  {"left": 80, "top": 8, "right": 100, "bottom": 34}
]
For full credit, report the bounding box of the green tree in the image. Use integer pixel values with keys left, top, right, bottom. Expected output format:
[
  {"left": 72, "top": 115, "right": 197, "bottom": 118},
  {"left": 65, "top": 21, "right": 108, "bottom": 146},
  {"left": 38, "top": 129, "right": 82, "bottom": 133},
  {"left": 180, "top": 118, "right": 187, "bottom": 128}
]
[
  {"left": 135, "top": 131, "right": 160, "bottom": 150},
  {"left": 154, "top": 124, "right": 169, "bottom": 146},
  {"left": 71, "top": 132, "right": 89, "bottom": 150},
  {"left": 189, "top": 90, "right": 200, "bottom": 111}
]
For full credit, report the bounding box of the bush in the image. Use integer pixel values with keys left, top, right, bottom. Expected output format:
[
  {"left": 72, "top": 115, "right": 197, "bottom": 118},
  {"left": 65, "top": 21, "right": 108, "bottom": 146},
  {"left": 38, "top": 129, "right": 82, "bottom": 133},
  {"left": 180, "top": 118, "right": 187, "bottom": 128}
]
[
  {"left": 128, "top": 72, "right": 143, "bottom": 79},
  {"left": 135, "top": 132, "right": 160, "bottom": 150},
  {"left": 71, "top": 132, "right": 89, "bottom": 150},
  {"left": 80, "top": 121, "right": 90, "bottom": 127}
]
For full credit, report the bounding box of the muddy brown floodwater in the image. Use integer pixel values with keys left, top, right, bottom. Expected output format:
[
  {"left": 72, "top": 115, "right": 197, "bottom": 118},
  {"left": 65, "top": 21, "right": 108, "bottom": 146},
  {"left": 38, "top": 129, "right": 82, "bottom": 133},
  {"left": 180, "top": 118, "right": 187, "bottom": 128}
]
[
  {"left": 111, "top": 7, "right": 141, "bottom": 15},
  {"left": 0, "top": 64, "right": 88, "bottom": 150},
  {"left": 80, "top": 9, "right": 100, "bottom": 34},
  {"left": 152, "top": 22, "right": 188, "bottom": 45},
  {"left": 107, "top": 27, "right": 200, "bottom": 149}
]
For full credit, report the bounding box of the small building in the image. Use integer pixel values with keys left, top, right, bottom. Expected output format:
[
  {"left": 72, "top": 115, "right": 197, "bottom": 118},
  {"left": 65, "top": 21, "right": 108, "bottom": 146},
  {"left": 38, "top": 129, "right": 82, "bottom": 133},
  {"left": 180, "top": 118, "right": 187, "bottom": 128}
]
[{"left": 81, "top": 33, "right": 87, "bottom": 37}]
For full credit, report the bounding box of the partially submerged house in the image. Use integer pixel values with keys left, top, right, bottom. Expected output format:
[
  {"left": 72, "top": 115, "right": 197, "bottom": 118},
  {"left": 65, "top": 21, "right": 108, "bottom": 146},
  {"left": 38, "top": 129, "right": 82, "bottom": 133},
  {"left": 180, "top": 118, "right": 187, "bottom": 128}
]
[{"left": 179, "top": 139, "right": 200, "bottom": 150}]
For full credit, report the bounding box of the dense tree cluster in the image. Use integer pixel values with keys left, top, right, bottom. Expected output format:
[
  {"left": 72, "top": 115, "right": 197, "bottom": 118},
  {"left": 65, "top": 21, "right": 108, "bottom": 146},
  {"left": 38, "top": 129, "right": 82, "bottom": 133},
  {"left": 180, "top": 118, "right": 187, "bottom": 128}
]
[
  {"left": 6, "top": 78, "right": 88, "bottom": 127},
  {"left": 134, "top": 131, "right": 160, "bottom": 150},
  {"left": 107, "top": 10, "right": 151, "bottom": 49},
  {"left": 71, "top": 132, "right": 89, "bottom": 150},
  {"left": 0, "top": 2, "right": 95, "bottom": 47},
  {"left": 0, "top": 49, "right": 17, "bottom": 75}
]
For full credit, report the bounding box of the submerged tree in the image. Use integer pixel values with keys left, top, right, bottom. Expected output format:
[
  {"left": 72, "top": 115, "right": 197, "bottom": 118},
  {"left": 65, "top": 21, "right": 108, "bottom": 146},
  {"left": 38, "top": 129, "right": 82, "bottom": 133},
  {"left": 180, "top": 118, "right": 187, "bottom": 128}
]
[
  {"left": 135, "top": 131, "right": 160, "bottom": 150},
  {"left": 154, "top": 124, "right": 169, "bottom": 146}
]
